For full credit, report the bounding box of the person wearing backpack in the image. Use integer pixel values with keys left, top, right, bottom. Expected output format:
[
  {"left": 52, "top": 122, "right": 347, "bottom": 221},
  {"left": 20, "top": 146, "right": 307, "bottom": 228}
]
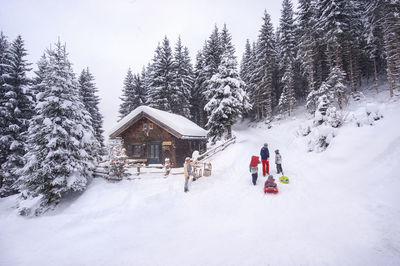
[{"left": 249, "top": 156, "right": 259, "bottom": 185}]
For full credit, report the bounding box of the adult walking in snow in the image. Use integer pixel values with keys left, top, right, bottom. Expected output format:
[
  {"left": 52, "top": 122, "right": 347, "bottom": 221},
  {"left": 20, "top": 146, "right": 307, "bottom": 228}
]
[
  {"left": 260, "top": 143, "right": 270, "bottom": 176},
  {"left": 183, "top": 157, "right": 196, "bottom": 192}
]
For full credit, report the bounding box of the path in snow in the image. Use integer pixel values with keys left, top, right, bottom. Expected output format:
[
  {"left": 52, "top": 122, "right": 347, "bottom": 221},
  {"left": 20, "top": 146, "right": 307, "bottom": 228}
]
[{"left": 1, "top": 92, "right": 400, "bottom": 266}]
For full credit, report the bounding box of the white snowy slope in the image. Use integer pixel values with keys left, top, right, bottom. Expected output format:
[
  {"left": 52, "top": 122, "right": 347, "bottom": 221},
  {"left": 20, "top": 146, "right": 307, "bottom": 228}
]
[{"left": 1, "top": 88, "right": 400, "bottom": 266}]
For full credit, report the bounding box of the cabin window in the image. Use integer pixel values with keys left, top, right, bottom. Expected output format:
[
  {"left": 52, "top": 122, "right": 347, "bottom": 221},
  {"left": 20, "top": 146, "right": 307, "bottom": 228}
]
[
  {"left": 149, "top": 123, "right": 153, "bottom": 129},
  {"left": 143, "top": 123, "right": 147, "bottom": 130},
  {"left": 129, "top": 144, "right": 143, "bottom": 158}
]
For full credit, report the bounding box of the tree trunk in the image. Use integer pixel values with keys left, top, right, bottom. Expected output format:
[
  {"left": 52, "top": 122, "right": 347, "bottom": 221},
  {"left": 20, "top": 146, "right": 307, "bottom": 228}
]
[
  {"left": 349, "top": 48, "right": 356, "bottom": 92},
  {"left": 227, "top": 125, "right": 232, "bottom": 139},
  {"left": 373, "top": 57, "right": 379, "bottom": 93}
]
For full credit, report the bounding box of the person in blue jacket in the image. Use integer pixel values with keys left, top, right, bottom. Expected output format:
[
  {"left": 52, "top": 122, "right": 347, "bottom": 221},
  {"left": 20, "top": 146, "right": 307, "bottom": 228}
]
[{"left": 260, "top": 143, "right": 270, "bottom": 176}]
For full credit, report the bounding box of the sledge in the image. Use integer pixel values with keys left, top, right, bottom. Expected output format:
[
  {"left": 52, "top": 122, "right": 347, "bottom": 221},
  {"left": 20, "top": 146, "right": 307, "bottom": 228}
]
[
  {"left": 264, "top": 184, "right": 279, "bottom": 194},
  {"left": 264, "top": 181, "right": 279, "bottom": 194},
  {"left": 250, "top": 156, "right": 259, "bottom": 167},
  {"left": 279, "top": 175, "right": 289, "bottom": 184}
]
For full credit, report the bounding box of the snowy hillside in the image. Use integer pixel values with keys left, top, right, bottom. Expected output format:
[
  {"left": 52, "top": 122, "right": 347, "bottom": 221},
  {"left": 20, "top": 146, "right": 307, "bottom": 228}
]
[{"left": 1, "top": 88, "right": 400, "bottom": 266}]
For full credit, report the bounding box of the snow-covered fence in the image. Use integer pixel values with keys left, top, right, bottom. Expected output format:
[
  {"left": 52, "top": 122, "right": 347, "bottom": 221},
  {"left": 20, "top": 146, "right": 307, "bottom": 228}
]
[{"left": 197, "top": 136, "right": 236, "bottom": 162}]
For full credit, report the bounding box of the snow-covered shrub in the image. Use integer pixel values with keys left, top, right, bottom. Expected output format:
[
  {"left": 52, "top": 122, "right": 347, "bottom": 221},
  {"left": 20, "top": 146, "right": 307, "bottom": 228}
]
[
  {"left": 297, "top": 124, "right": 311, "bottom": 136},
  {"left": 307, "top": 125, "right": 336, "bottom": 152},
  {"left": 326, "top": 106, "right": 342, "bottom": 128},
  {"left": 304, "top": 93, "right": 342, "bottom": 152},
  {"left": 349, "top": 103, "right": 384, "bottom": 127},
  {"left": 107, "top": 138, "right": 128, "bottom": 181}
]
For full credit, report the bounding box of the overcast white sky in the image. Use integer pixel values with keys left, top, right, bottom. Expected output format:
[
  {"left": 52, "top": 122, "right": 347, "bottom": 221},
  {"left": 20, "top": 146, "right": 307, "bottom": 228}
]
[{"left": 0, "top": 0, "right": 298, "bottom": 136}]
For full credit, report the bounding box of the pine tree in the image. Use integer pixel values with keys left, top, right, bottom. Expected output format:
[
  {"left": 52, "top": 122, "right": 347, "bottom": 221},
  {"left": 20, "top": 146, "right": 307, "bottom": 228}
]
[
  {"left": 220, "top": 24, "right": 235, "bottom": 56},
  {"left": 278, "top": 64, "right": 296, "bottom": 116},
  {"left": 147, "top": 37, "right": 174, "bottom": 111},
  {"left": 133, "top": 71, "right": 147, "bottom": 108},
  {"left": 172, "top": 36, "right": 192, "bottom": 117},
  {"left": 0, "top": 32, "right": 10, "bottom": 191},
  {"left": 252, "top": 11, "right": 276, "bottom": 121},
  {"left": 381, "top": 0, "right": 400, "bottom": 96},
  {"left": 326, "top": 66, "right": 347, "bottom": 110},
  {"left": 278, "top": 0, "right": 297, "bottom": 115},
  {"left": 119, "top": 68, "right": 135, "bottom": 119},
  {"left": 205, "top": 49, "right": 251, "bottom": 142},
  {"left": 78, "top": 68, "right": 105, "bottom": 155},
  {"left": 16, "top": 40, "right": 99, "bottom": 215},
  {"left": 297, "top": 0, "right": 318, "bottom": 96},
  {"left": 0, "top": 35, "right": 33, "bottom": 197},
  {"left": 191, "top": 50, "right": 208, "bottom": 126},
  {"left": 203, "top": 26, "right": 222, "bottom": 81},
  {"left": 364, "top": 0, "right": 386, "bottom": 92},
  {"left": 307, "top": 66, "right": 346, "bottom": 113},
  {"left": 240, "top": 39, "right": 252, "bottom": 87}
]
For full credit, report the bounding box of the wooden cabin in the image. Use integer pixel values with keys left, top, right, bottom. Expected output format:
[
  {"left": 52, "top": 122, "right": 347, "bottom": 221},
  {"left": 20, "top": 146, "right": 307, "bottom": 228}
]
[{"left": 109, "top": 106, "right": 207, "bottom": 167}]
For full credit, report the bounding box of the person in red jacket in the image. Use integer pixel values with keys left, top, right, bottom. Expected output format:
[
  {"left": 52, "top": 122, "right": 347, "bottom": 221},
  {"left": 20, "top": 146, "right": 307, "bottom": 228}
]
[{"left": 260, "top": 143, "right": 270, "bottom": 176}]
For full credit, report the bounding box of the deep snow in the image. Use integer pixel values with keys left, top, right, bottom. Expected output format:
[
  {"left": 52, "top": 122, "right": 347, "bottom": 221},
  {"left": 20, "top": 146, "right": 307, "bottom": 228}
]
[{"left": 1, "top": 87, "right": 400, "bottom": 266}]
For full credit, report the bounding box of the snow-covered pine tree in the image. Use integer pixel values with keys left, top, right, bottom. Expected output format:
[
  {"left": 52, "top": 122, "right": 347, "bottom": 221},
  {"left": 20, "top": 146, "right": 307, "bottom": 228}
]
[
  {"left": 278, "top": 0, "right": 297, "bottom": 116},
  {"left": 240, "top": 39, "right": 253, "bottom": 87},
  {"left": 240, "top": 39, "right": 258, "bottom": 119},
  {"left": 364, "top": 0, "right": 386, "bottom": 93},
  {"left": 326, "top": 66, "right": 347, "bottom": 110},
  {"left": 119, "top": 68, "right": 135, "bottom": 119},
  {"left": 205, "top": 48, "right": 251, "bottom": 142},
  {"left": 220, "top": 24, "right": 235, "bottom": 55},
  {"left": 307, "top": 66, "right": 346, "bottom": 113},
  {"left": 133, "top": 71, "right": 147, "bottom": 108},
  {"left": 147, "top": 37, "right": 174, "bottom": 111},
  {"left": 278, "top": 64, "right": 296, "bottom": 116},
  {"left": 172, "top": 36, "right": 192, "bottom": 118},
  {"left": 143, "top": 63, "right": 153, "bottom": 104},
  {"left": 297, "top": 0, "right": 318, "bottom": 96},
  {"left": 202, "top": 26, "right": 222, "bottom": 82},
  {"left": 381, "top": 0, "right": 400, "bottom": 96},
  {"left": 0, "top": 35, "right": 33, "bottom": 197},
  {"left": 32, "top": 53, "right": 48, "bottom": 94},
  {"left": 0, "top": 32, "right": 10, "bottom": 192},
  {"left": 16, "top": 40, "right": 99, "bottom": 215},
  {"left": 252, "top": 11, "right": 276, "bottom": 121},
  {"left": 78, "top": 68, "right": 105, "bottom": 155},
  {"left": 191, "top": 50, "right": 208, "bottom": 127}
]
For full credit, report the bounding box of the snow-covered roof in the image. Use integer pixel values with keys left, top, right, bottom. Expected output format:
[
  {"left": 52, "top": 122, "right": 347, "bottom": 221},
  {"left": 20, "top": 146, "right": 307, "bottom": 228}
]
[{"left": 109, "top": 106, "right": 208, "bottom": 139}]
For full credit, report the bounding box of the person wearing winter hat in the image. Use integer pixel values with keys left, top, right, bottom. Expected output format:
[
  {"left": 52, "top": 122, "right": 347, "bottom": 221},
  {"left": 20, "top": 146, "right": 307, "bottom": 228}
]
[
  {"left": 260, "top": 143, "right": 270, "bottom": 176},
  {"left": 265, "top": 175, "right": 277, "bottom": 188},
  {"left": 183, "top": 157, "right": 197, "bottom": 192},
  {"left": 275, "top": 149, "right": 283, "bottom": 174}
]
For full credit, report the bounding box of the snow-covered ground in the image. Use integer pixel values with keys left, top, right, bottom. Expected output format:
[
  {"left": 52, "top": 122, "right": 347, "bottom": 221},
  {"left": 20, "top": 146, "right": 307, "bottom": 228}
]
[{"left": 1, "top": 87, "right": 400, "bottom": 266}]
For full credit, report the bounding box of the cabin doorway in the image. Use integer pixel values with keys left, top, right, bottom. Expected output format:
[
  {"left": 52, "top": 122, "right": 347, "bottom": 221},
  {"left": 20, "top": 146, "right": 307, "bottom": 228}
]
[{"left": 147, "top": 141, "right": 162, "bottom": 164}]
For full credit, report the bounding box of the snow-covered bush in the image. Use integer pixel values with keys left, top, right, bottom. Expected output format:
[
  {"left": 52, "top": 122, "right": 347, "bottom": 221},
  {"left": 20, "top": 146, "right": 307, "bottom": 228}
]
[
  {"left": 305, "top": 94, "right": 342, "bottom": 152},
  {"left": 326, "top": 106, "right": 342, "bottom": 128},
  {"left": 107, "top": 138, "right": 128, "bottom": 181},
  {"left": 348, "top": 103, "right": 384, "bottom": 127},
  {"left": 307, "top": 124, "right": 336, "bottom": 152},
  {"left": 297, "top": 124, "right": 311, "bottom": 136}
]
